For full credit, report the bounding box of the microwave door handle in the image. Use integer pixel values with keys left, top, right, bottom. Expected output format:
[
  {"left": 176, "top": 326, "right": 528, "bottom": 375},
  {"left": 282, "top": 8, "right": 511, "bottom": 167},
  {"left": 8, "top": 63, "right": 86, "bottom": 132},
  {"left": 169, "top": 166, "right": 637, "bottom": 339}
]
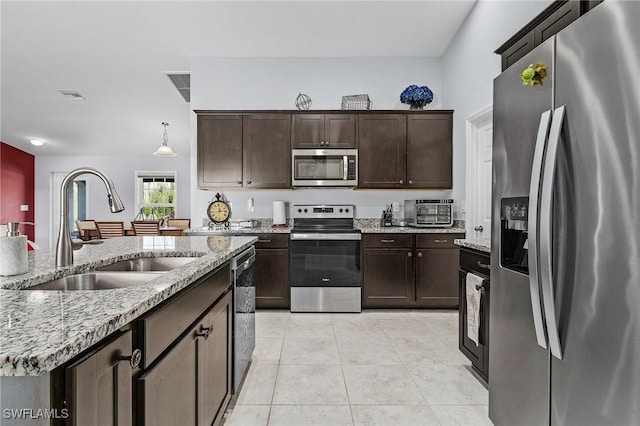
[
  {"left": 343, "top": 156, "right": 348, "bottom": 180},
  {"left": 528, "top": 109, "right": 552, "bottom": 350},
  {"left": 540, "top": 105, "right": 565, "bottom": 361}
]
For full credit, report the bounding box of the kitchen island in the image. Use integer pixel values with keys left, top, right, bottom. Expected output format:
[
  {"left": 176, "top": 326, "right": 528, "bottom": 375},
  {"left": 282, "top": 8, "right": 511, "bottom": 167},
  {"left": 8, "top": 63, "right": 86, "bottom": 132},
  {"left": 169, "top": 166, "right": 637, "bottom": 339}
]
[{"left": 0, "top": 235, "right": 256, "bottom": 425}]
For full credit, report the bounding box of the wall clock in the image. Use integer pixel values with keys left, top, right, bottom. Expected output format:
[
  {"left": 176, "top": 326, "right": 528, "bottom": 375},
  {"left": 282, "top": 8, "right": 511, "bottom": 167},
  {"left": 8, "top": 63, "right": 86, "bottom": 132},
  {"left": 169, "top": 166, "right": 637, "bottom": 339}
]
[{"left": 207, "top": 193, "right": 231, "bottom": 225}]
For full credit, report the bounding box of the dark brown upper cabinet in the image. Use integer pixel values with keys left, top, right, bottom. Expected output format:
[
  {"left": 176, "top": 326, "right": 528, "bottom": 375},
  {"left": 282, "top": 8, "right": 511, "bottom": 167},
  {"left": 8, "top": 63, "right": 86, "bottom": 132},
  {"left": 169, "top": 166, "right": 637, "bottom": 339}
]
[
  {"left": 496, "top": 0, "right": 597, "bottom": 72},
  {"left": 358, "top": 114, "right": 406, "bottom": 188},
  {"left": 406, "top": 113, "right": 453, "bottom": 188},
  {"left": 243, "top": 114, "right": 291, "bottom": 188},
  {"left": 292, "top": 113, "right": 355, "bottom": 148},
  {"left": 358, "top": 111, "right": 453, "bottom": 189},
  {"left": 197, "top": 113, "right": 291, "bottom": 189},
  {"left": 197, "top": 114, "right": 243, "bottom": 188}
]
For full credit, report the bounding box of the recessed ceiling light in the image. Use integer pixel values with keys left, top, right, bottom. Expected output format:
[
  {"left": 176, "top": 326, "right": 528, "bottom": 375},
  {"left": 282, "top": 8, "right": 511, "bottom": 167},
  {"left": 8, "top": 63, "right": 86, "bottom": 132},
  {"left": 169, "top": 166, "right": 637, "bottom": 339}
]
[{"left": 30, "top": 139, "right": 44, "bottom": 146}]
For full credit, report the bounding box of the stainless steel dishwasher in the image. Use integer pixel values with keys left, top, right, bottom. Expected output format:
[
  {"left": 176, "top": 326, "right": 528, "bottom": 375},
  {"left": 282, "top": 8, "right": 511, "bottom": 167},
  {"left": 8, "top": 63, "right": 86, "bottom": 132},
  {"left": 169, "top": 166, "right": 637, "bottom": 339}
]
[{"left": 231, "top": 245, "right": 256, "bottom": 393}]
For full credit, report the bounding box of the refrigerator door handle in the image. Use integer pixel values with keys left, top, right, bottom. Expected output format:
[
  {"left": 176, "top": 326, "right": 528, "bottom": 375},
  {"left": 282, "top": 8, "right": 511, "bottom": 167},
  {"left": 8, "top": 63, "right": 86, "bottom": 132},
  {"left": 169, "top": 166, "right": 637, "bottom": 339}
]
[
  {"left": 539, "top": 105, "right": 566, "bottom": 360},
  {"left": 528, "top": 109, "right": 552, "bottom": 349}
]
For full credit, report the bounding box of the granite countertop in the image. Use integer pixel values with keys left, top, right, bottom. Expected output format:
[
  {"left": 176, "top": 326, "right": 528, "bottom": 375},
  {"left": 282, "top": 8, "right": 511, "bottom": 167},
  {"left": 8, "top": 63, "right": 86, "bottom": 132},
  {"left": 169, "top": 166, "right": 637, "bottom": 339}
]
[
  {"left": 186, "top": 218, "right": 465, "bottom": 235},
  {"left": 0, "top": 235, "right": 256, "bottom": 376},
  {"left": 454, "top": 238, "right": 491, "bottom": 254}
]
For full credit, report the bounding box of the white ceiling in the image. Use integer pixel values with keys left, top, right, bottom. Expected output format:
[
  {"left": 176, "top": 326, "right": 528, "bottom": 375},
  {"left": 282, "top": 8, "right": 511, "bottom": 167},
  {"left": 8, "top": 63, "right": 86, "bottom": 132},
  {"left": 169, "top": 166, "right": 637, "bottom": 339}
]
[{"left": 0, "top": 0, "right": 476, "bottom": 156}]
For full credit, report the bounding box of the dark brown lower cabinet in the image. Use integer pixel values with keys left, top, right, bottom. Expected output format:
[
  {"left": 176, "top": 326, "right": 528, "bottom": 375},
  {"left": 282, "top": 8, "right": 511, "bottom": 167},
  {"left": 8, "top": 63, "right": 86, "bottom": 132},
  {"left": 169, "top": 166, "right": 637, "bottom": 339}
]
[
  {"left": 63, "top": 329, "right": 136, "bottom": 426},
  {"left": 416, "top": 248, "right": 460, "bottom": 307},
  {"left": 363, "top": 233, "right": 463, "bottom": 308},
  {"left": 363, "top": 247, "right": 414, "bottom": 308},
  {"left": 458, "top": 248, "right": 491, "bottom": 383},
  {"left": 254, "top": 234, "right": 290, "bottom": 309},
  {"left": 139, "top": 291, "right": 232, "bottom": 426}
]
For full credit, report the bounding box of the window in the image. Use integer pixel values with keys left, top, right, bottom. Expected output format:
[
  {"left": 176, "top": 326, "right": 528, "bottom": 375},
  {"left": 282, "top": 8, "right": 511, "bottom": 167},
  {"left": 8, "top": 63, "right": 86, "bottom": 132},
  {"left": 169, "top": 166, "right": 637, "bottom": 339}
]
[{"left": 136, "top": 172, "right": 176, "bottom": 221}]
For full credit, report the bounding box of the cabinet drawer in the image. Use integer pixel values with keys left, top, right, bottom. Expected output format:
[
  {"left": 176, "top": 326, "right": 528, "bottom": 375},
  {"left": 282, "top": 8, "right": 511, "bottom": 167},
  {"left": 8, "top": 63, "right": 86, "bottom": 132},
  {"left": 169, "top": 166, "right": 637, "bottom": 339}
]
[
  {"left": 364, "top": 234, "right": 414, "bottom": 248},
  {"left": 460, "top": 249, "right": 491, "bottom": 277},
  {"left": 416, "top": 233, "right": 463, "bottom": 249},
  {"left": 254, "top": 233, "right": 289, "bottom": 249},
  {"left": 139, "top": 264, "right": 231, "bottom": 368}
]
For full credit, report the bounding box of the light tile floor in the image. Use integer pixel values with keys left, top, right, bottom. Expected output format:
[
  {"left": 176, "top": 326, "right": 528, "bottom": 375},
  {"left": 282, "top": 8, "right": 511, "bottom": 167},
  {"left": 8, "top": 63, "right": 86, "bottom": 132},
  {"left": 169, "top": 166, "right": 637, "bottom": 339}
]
[{"left": 223, "top": 310, "right": 493, "bottom": 426}]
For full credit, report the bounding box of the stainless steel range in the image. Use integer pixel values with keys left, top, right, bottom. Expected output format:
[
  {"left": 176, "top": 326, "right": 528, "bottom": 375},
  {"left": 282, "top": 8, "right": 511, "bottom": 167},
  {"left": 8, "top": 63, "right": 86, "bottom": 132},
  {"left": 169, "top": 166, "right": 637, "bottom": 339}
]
[{"left": 290, "top": 204, "right": 361, "bottom": 313}]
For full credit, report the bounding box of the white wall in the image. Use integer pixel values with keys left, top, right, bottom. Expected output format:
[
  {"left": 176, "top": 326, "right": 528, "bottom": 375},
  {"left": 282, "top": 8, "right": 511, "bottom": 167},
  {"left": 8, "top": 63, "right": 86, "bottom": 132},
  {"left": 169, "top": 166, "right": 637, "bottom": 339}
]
[
  {"left": 34, "top": 155, "right": 190, "bottom": 247},
  {"left": 441, "top": 0, "right": 553, "bottom": 202},
  {"left": 190, "top": 56, "right": 453, "bottom": 223}
]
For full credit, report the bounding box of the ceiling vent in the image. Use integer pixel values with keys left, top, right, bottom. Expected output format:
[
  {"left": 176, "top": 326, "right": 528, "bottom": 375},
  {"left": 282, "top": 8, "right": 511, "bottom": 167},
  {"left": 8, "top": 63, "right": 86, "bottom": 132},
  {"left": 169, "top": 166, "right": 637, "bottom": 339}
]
[
  {"left": 57, "top": 89, "right": 86, "bottom": 102},
  {"left": 166, "top": 73, "right": 190, "bottom": 102}
]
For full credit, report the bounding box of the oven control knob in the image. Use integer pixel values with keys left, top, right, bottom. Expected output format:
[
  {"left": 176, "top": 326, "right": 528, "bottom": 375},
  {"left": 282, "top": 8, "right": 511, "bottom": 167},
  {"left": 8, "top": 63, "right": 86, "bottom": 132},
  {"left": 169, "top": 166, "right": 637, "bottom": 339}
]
[
  {"left": 297, "top": 208, "right": 302, "bottom": 213},
  {"left": 345, "top": 208, "right": 350, "bottom": 213},
  {"left": 339, "top": 208, "right": 343, "bottom": 213},
  {"left": 304, "top": 208, "right": 308, "bottom": 213}
]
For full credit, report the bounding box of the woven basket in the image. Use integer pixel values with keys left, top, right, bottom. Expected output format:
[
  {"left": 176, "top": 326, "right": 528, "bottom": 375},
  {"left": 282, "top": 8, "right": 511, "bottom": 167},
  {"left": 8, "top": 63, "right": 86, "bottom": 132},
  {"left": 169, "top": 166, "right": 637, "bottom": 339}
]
[{"left": 341, "top": 94, "right": 372, "bottom": 110}]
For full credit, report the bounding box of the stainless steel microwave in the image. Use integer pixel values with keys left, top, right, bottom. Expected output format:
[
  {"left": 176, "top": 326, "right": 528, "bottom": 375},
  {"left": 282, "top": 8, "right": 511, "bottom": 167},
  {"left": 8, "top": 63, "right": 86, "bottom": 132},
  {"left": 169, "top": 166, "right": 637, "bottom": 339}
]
[
  {"left": 292, "top": 149, "right": 357, "bottom": 187},
  {"left": 404, "top": 199, "right": 454, "bottom": 227}
]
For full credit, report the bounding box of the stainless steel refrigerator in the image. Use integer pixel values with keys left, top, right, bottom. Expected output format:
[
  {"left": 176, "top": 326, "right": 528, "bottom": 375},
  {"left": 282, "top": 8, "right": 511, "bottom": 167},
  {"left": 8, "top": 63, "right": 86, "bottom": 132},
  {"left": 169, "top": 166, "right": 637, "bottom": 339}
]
[{"left": 490, "top": 1, "right": 640, "bottom": 425}]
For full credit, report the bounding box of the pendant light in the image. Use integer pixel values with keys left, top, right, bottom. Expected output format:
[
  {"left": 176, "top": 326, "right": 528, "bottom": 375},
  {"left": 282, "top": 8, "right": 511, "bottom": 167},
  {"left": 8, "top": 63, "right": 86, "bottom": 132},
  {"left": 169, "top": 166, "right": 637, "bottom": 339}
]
[{"left": 153, "top": 122, "right": 177, "bottom": 157}]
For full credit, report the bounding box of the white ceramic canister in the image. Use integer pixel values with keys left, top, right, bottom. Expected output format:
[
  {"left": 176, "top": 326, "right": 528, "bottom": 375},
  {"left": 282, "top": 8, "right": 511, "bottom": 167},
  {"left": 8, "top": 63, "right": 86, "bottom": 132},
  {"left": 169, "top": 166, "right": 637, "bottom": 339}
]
[{"left": 0, "top": 223, "right": 28, "bottom": 276}]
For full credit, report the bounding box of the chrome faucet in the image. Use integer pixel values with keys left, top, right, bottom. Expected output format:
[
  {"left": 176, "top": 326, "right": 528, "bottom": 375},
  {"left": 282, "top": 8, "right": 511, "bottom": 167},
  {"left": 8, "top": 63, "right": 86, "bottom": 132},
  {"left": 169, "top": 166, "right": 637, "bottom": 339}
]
[{"left": 55, "top": 168, "right": 125, "bottom": 267}]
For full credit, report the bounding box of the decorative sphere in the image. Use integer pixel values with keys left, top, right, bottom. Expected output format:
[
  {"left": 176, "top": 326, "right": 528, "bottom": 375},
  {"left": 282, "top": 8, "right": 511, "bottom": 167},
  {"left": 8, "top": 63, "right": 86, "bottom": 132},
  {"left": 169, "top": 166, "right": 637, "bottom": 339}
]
[{"left": 295, "top": 93, "right": 312, "bottom": 110}]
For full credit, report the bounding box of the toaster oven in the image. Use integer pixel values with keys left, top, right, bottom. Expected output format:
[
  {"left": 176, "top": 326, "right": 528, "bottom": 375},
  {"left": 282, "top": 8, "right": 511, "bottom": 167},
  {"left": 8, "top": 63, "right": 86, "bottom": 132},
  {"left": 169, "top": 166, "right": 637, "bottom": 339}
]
[{"left": 404, "top": 199, "right": 454, "bottom": 227}]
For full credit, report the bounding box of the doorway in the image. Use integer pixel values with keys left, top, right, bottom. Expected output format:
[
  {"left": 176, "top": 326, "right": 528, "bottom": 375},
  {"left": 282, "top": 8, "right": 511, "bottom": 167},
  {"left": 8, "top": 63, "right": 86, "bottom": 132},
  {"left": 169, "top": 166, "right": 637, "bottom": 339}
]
[{"left": 465, "top": 105, "right": 493, "bottom": 240}]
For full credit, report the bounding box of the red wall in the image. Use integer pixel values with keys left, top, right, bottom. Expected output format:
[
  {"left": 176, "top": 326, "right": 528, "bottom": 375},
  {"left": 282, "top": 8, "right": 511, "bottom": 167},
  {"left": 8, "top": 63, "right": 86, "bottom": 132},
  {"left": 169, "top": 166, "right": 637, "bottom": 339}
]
[{"left": 0, "top": 142, "right": 35, "bottom": 241}]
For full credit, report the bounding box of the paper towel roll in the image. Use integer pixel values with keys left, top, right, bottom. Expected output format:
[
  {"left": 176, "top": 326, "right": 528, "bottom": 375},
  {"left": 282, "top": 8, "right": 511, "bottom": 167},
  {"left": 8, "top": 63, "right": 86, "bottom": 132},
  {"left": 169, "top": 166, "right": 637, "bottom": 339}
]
[
  {"left": 0, "top": 235, "right": 28, "bottom": 276},
  {"left": 272, "top": 201, "right": 286, "bottom": 225}
]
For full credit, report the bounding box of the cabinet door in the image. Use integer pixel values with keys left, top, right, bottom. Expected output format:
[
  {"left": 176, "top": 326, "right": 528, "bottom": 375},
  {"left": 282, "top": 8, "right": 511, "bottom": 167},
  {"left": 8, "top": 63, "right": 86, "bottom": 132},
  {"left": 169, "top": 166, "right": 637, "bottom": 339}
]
[
  {"left": 363, "top": 248, "right": 414, "bottom": 308},
  {"left": 255, "top": 248, "right": 290, "bottom": 309},
  {"left": 243, "top": 114, "right": 291, "bottom": 188},
  {"left": 197, "top": 115, "right": 243, "bottom": 188},
  {"left": 139, "top": 331, "right": 197, "bottom": 426},
  {"left": 501, "top": 30, "right": 534, "bottom": 71},
  {"left": 198, "top": 292, "right": 232, "bottom": 426},
  {"left": 406, "top": 113, "right": 452, "bottom": 188},
  {"left": 292, "top": 114, "right": 324, "bottom": 148},
  {"left": 324, "top": 114, "right": 355, "bottom": 148},
  {"left": 66, "top": 330, "right": 135, "bottom": 426},
  {"left": 357, "top": 114, "right": 406, "bottom": 188},
  {"left": 458, "top": 270, "right": 485, "bottom": 375},
  {"left": 415, "top": 248, "right": 459, "bottom": 308},
  {"left": 533, "top": 0, "right": 580, "bottom": 45}
]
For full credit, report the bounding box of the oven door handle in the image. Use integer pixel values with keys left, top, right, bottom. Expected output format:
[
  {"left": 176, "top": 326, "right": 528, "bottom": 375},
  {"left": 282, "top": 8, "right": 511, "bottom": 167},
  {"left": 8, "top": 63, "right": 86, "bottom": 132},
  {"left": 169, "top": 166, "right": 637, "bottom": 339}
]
[{"left": 290, "top": 233, "right": 362, "bottom": 241}]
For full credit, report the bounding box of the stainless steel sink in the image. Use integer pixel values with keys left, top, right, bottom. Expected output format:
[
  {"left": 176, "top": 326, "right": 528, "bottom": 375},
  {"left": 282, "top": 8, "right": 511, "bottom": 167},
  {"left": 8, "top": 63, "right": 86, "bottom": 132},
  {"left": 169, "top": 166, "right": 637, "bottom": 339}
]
[
  {"left": 95, "top": 257, "right": 199, "bottom": 272},
  {"left": 27, "top": 272, "right": 162, "bottom": 291}
]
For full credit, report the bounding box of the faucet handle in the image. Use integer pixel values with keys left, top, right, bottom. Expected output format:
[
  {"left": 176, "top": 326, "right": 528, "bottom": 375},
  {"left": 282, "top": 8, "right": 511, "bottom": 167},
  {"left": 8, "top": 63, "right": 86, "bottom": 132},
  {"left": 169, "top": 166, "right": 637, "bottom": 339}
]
[{"left": 71, "top": 238, "right": 104, "bottom": 250}]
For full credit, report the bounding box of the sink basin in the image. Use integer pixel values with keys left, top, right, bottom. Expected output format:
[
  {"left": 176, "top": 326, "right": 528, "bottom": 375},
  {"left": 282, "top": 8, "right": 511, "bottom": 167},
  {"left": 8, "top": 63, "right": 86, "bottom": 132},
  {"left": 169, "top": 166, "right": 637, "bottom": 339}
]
[
  {"left": 27, "top": 272, "right": 161, "bottom": 291},
  {"left": 95, "top": 257, "right": 199, "bottom": 272}
]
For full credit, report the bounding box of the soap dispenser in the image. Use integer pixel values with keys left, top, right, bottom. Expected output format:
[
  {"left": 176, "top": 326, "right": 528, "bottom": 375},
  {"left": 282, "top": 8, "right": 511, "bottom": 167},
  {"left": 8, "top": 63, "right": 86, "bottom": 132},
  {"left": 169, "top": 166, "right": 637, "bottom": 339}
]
[{"left": 0, "top": 222, "right": 29, "bottom": 276}]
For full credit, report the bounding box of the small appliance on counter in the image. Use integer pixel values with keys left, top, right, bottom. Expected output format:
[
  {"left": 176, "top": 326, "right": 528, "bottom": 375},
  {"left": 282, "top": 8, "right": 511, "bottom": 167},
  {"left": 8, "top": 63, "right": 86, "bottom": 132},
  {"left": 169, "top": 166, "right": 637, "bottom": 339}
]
[{"left": 404, "top": 199, "right": 454, "bottom": 227}]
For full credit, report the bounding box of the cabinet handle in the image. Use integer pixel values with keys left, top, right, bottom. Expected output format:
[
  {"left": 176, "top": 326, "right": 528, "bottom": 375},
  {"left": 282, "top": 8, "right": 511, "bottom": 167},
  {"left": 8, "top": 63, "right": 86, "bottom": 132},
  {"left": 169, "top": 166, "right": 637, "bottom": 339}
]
[
  {"left": 477, "top": 261, "right": 491, "bottom": 270},
  {"left": 407, "top": 252, "right": 412, "bottom": 257},
  {"left": 237, "top": 180, "right": 242, "bottom": 185},
  {"left": 320, "top": 141, "right": 325, "bottom": 146},
  {"left": 257, "top": 239, "right": 272, "bottom": 243},
  {"left": 474, "top": 225, "right": 484, "bottom": 232},
  {"left": 119, "top": 348, "right": 142, "bottom": 369},
  {"left": 325, "top": 141, "right": 330, "bottom": 146},
  {"left": 475, "top": 284, "right": 486, "bottom": 294},
  {"left": 417, "top": 252, "right": 423, "bottom": 258},
  {"left": 408, "top": 179, "right": 413, "bottom": 184},
  {"left": 246, "top": 180, "right": 252, "bottom": 185},
  {"left": 380, "top": 239, "right": 395, "bottom": 243},
  {"left": 434, "top": 239, "right": 448, "bottom": 243},
  {"left": 399, "top": 179, "right": 404, "bottom": 184},
  {"left": 195, "top": 325, "right": 212, "bottom": 340}
]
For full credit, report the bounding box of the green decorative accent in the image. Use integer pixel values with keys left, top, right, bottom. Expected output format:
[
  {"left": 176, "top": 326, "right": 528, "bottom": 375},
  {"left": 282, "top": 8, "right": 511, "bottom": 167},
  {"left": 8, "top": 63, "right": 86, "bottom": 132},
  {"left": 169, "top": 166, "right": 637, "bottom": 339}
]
[{"left": 521, "top": 63, "right": 547, "bottom": 86}]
